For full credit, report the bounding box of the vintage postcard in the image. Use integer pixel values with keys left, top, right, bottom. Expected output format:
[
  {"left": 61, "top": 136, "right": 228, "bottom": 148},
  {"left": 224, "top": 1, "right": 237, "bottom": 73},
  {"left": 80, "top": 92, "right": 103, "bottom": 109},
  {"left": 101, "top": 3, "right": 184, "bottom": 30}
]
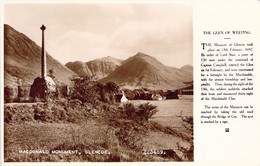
[{"left": 3, "top": 3, "right": 193, "bottom": 162}]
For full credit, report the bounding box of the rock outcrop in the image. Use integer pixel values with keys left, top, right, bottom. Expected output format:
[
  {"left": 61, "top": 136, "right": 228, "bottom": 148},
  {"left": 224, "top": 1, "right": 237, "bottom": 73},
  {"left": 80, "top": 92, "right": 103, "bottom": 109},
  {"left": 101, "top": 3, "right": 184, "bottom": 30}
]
[{"left": 66, "top": 56, "right": 122, "bottom": 80}]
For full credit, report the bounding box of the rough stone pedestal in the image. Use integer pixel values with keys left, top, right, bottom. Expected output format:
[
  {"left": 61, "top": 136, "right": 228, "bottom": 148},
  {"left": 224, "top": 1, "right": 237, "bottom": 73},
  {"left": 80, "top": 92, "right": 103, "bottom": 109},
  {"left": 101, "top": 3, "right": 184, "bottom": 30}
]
[{"left": 30, "top": 76, "right": 56, "bottom": 101}]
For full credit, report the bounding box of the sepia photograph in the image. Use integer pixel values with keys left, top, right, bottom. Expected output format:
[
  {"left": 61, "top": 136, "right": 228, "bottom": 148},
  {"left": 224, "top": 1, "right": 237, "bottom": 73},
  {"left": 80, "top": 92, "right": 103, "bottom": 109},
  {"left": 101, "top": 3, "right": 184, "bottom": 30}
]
[{"left": 3, "top": 3, "right": 193, "bottom": 162}]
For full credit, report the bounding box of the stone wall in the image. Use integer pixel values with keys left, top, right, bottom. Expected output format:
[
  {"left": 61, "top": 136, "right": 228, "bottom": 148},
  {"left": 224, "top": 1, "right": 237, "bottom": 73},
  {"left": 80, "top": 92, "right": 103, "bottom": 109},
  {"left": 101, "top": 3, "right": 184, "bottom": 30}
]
[
  {"left": 4, "top": 85, "right": 69, "bottom": 103},
  {"left": 4, "top": 86, "right": 18, "bottom": 103},
  {"left": 17, "top": 85, "right": 31, "bottom": 102}
]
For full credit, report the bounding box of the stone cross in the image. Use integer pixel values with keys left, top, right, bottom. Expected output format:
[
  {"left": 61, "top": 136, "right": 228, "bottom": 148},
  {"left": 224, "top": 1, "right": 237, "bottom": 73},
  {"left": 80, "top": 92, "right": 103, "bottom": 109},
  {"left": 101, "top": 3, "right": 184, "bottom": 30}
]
[{"left": 40, "top": 25, "right": 47, "bottom": 78}]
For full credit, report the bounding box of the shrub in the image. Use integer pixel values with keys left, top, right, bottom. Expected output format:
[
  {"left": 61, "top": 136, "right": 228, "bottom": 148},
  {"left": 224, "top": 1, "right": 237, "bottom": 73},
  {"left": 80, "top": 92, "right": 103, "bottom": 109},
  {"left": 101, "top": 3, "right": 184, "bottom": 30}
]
[
  {"left": 137, "top": 103, "right": 158, "bottom": 121},
  {"left": 177, "top": 142, "right": 194, "bottom": 161},
  {"left": 122, "top": 103, "right": 136, "bottom": 119},
  {"left": 4, "top": 111, "right": 13, "bottom": 123},
  {"left": 107, "top": 102, "right": 158, "bottom": 150},
  {"left": 33, "top": 107, "right": 52, "bottom": 122},
  {"left": 115, "top": 121, "right": 144, "bottom": 151},
  {"left": 123, "top": 103, "right": 158, "bottom": 123},
  {"left": 104, "top": 82, "right": 119, "bottom": 93},
  {"left": 182, "top": 116, "right": 193, "bottom": 126},
  {"left": 70, "top": 77, "right": 116, "bottom": 105}
]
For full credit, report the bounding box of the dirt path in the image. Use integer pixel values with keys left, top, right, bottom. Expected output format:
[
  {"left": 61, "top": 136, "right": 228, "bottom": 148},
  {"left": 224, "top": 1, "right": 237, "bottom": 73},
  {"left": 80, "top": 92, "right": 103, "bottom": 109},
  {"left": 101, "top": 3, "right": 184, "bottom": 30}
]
[{"left": 4, "top": 102, "right": 44, "bottom": 107}]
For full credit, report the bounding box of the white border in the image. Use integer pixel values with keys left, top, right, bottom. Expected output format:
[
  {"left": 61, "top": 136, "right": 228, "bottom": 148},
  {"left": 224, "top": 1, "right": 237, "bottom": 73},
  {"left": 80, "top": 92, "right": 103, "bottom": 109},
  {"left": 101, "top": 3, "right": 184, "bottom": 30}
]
[
  {"left": 1, "top": 0, "right": 260, "bottom": 166},
  {"left": 1, "top": 1, "right": 195, "bottom": 166}
]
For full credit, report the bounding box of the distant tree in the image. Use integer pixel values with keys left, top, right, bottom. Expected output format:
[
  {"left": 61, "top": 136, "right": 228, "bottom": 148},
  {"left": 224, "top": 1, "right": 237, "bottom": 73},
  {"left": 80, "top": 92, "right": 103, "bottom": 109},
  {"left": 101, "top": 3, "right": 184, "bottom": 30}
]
[
  {"left": 167, "top": 90, "right": 173, "bottom": 94},
  {"left": 165, "top": 90, "right": 179, "bottom": 99},
  {"left": 105, "top": 82, "right": 119, "bottom": 93},
  {"left": 70, "top": 77, "right": 116, "bottom": 105}
]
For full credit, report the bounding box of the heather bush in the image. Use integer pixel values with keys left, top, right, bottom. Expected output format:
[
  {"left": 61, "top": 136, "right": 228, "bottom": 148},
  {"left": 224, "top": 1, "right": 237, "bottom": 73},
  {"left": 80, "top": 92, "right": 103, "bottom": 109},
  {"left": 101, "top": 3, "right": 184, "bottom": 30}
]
[
  {"left": 122, "top": 102, "right": 158, "bottom": 123},
  {"left": 102, "top": 102, "right": 158, "bottom": 151},
  {"left": 114, "top": 121, "right": 145, "bottom": 151}
]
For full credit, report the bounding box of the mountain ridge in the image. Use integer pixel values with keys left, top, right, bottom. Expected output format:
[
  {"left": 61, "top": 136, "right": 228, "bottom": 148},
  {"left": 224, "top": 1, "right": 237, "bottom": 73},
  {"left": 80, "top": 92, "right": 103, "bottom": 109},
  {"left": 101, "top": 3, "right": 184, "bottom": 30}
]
[
  {"left": 65, "top": 56, "right": 122, "bottom": 79},
  {"left": 4, "top": 24, "right": 76, "bottom": 87},
  {"left": 4, "top": 24, "right": 193, "bottom": 91},
  {"left": 99, "top": 52, "right": 193, "bottom": 90}
]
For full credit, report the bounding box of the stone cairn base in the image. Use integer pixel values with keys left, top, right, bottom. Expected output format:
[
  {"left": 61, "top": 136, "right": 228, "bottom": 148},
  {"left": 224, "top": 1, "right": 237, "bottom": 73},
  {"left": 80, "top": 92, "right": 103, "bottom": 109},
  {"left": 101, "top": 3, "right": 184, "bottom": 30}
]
[{"left": 30, "top": 76, "right": 56, "bottom": 102}]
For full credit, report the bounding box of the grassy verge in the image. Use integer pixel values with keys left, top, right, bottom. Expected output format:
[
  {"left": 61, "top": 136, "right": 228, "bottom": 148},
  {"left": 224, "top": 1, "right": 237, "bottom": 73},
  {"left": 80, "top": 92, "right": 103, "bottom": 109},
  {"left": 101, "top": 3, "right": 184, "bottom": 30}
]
[{"left": 4, "top": 98, "right": 193, "bottom": 162}]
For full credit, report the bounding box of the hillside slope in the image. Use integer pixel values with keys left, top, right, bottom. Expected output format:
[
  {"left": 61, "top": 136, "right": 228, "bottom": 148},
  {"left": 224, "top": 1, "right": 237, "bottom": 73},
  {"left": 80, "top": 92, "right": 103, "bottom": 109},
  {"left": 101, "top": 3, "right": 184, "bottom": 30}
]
[{"left": 4, "top": 24, "right": 76, "bottom": 87}]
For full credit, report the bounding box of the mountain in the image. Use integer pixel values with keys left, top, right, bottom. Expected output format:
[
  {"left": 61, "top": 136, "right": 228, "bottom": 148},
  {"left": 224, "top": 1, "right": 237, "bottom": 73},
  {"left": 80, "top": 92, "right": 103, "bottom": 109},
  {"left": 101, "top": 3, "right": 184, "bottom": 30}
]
[
  {"left": 4, "top": 24, "right": 76, "bottom": 87},
  {"left": 100, "top": 52, "right": 193, "bottom": 90},
  {"left": 65, "top": 61, "right": 93, "bottom": 77},
  {"left": 66, "top": 56, "right": 122, "bottom": 79}
]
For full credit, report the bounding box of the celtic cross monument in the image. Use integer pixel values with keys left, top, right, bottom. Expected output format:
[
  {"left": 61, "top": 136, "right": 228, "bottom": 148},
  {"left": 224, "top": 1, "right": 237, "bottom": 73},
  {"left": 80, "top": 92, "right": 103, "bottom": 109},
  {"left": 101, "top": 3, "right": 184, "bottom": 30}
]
[{"left": 30, "top": 25, "right": 56, "bottom": 101}]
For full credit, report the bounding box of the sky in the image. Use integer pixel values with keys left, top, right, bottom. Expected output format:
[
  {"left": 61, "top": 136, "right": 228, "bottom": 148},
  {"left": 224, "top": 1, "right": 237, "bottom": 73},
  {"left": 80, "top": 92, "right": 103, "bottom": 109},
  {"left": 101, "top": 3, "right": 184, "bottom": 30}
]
[{"left": 4, "top": 3, "right": 193, "bottom": 68}]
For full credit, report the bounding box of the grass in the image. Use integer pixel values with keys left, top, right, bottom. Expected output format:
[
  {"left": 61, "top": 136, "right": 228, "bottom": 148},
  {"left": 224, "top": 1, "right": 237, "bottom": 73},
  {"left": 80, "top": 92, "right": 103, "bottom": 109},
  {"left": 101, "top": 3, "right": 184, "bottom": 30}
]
[
  {"left": 5, "top": 120, "right": 118, "bottom": 162},
  {"left": 4, "top": 98, "right": 193, "bottom": 162}
]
